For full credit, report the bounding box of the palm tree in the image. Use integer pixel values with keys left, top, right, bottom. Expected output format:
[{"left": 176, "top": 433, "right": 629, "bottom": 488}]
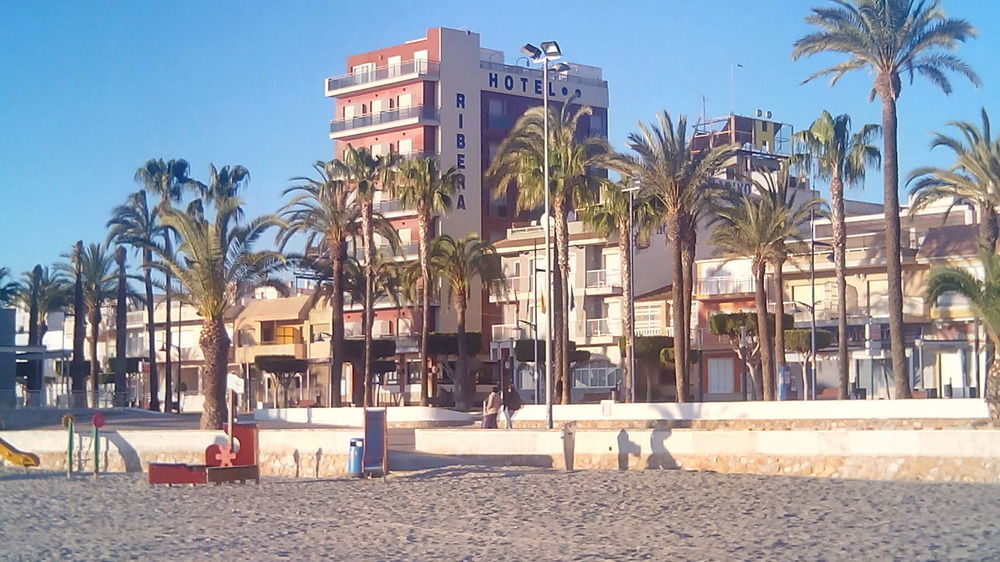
[
  {"left": 153, "top": 166, "right": 283, "bottom": 429},
  {"left": 15, "top": 266, "right": 70, "bottom": 406},
  {"left": 910, "top": 108, "right": 1000, "bottom": 252},
  {"left": 431, "top": 234, "right": 503, "bottom": 410},
  {"left": 793, "top": 0, "right": 980, "bottom": 399},
  {"left": 489, "top": 100, "right": 613, "bottom": 404},
  {"left": 627, "top": 112, "right": 735, "bottom": 402},
  {"left": 58, "top": 243, "right": 116, "bottom": 407},
  {"left": 755, "top": 163, "right": 826, "bottom": 391},
  {"left": 579, "top": 176, "right": 657, "bottom": 402},
  {"left": 108, "top": 190, "right": 164, "bottom": 411},
  {"left": 278, "top": 160, "right": 360, "bottom": 408},
  {"left": 712, "top": 185, "right": 819, "bottom": 400},
  {"left": 0, "top": 267, "right": 18, "bottom": 305},
  {"left": 927, "top": 250, "right": 1000, "bottom": 424},
  {"left": 334, "top": 146, "right": 399, "bottom": 407},
  {"left": 795, "top": 111, "right": 881, "bottom": 399},
  {"left": 393, "top": 156, "right": 460, "bottom": 406},
  {"left": 135, "top": 158, "right": 195, "bottom": 411},
  {"left": 69, "top": 241, "right": 87, "bottom": 407}
]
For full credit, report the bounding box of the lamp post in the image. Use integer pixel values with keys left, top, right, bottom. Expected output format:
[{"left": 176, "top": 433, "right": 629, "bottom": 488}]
[
  {"left": 623, "top": 179, "right": 641, "bottom": 403},
  {"left": 521, "top": 40, "right": 569, "bottom": 430}
]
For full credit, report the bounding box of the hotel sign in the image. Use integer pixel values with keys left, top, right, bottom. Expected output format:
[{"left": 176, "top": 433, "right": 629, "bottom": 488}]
[{"left": 486, "top": 71, "right": 583, "bottom": 100}]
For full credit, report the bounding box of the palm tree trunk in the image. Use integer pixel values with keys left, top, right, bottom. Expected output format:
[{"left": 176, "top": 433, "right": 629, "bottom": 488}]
[
  {"left": 418, "top": 210, "right": 431, "bottom": 406},
  {"left": 27, "top": 266, "right": 41, "bottom": 407},
  {"left": 71, "top": 243, "right": 87, "bottom": 408},
  {"left": 986, "top": 336, "right": 1000, "bottom": 427},
  {"left": 88, "top": 310, "right": 101, "bottom": 408},
  {"left": 362, "top": 202, "right": 375, "bottom": 407},
  {"left": 879, "top": 84, "right": 911, "bottom": 399},
  {"left": 551, "top": 257, "right": 564, "bottom": 405},
  {"left": 668, "top": 215, "right": 687, "bottom": 402},
  {"left": 554, "top": 197, "right": 572, "bottom": 405},
  {"left": 981, "top": 204, "right": 998, "bottom": 253},
  {"left": 329, "top": 243, "right": 345, "bottom": 408},
  {"left": 455, "top": 297, "right": 469, "bottom": 411},
  {"left": 831, "top": 175, "right": 850, "bottom": 399},
  {"left": 773, "top": 256, "right": 787, "bottom": 398},
  {"left": 143, "top": 249, "right": 160, "bottom": 411},
  {"left": 160, "top": 234, "right": 172, "bottom": 414},
  {"left": 199, "top": 315, "right": 230, "bottom": 429},
  {"left": 681, "top": 224, "right": 696, "bottom": 401},
  {"left": 114, "top": 247, "right": 127, "bottom": 407},
  {"left": 619, "top": 220, "right": 633, "bottom": 403},
  {"left": 754, "top": 262, "right": 775, "bottom": 401}
]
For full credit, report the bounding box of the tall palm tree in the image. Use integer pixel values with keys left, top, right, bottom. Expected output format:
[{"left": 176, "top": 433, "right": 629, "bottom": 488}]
[
  {"left": 795, "top": 111, "right": 881, "bottom": 399},
  {"left": 334, "top": 146, "right": 398, "bottom": 407},
  {"left": 627, "top": 112, "right": 735, "bottom": 402},
  {"left": 431, "top": 234, "right": 503, "bottom": 410},
  {"left": 910, "top": 108, "right": 1000, "bottom": 252},
  {"left": 0, "top": 267, "right": 18, "bottom": 305},
  {"left": 489, "top": 100, "right": 613, "bottom": 404},
  {"left": 58, "top": 243, "right": 116, "bottom": 407},
  {"left": 108, "top": 190, "right": 164, "bottom": 411},
  {"left": 113, "top": 246, "right": 129, "bottom": 407},
  {"left": 153, "top": 166, "right": 283, "bottom": 429},
  {"left": 755, "top": 163, "right": 826, "bottom": 392},
  {"left": 15, "top": 266, "right": 70, "bottom": 406},
  {"left": 712, "top": 185, "right": 818, "bottom": 400},
  {"left": 579, "top": 175, "right": 657, "bottom": 402},
  {"left": 393, "top": 156, "right": 460, "bottom": 406},
  {"left": 69, "top": 241, "right": 87, "bottom": 407},
  {"left": 927, "top": 249, "right": 1000, "bottom": 424},
  {"left": 135, "top": 158, "right": 195, "bottom": 410},
  {"left": 278, "top": 160, "right": 360, "bottom": 408},
  {"left": 793, "top": 0, "right": 979, "bottom": 399}
]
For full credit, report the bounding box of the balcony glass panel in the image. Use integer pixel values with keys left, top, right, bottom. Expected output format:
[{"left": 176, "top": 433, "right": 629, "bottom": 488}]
[
  {"left": 330, "top": 105, "right": 438, "bottom": 134},
  {"left": 327, "top": 60, "right": 439, "bottom": 91}
]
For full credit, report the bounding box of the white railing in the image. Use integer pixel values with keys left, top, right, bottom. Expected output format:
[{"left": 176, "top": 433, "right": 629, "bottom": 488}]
[
  {"left": 697, "top": 276, "right": 756, "bottom": 295},
  {"left": 586, "top": 318, "right": 621, "bottom": 338},
  {"left": 491, "top": 324, "right": 522, "bottom": 341},
  {"left": 635, "top": 324, "right": 667, "bottom": 337},
  {"left": 572, "top": 366, "right": 620, "bottom": 389},
  {"left": 326, "top": 59, "right": 440, "bottom": 91},
  {"left": 870, "top": 296, "right": 925, "bottom": 318},
  {"left": 585, "top": 269, "right": 621, "bottom": 288},
  {"left": 509, "top": 224, "right": 544, "bottom": 236}
]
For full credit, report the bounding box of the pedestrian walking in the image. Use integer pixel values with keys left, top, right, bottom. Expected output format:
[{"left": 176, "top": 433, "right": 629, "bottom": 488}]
[
  {"left": 502, "top": 384, "right": 522, "bottom": 429},
  {"left": 482, "top": 386, "right": 501, "bottom": 429}
]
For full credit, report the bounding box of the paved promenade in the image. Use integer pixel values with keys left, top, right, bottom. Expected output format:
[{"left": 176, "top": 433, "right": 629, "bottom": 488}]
[{"left": 2, "top": 466, "right": 998, "bottom": 560}]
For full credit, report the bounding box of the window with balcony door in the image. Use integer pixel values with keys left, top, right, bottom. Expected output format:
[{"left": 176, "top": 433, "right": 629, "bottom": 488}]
[{"left": 707, "top": 357, "right": 735, "bottom": 394}]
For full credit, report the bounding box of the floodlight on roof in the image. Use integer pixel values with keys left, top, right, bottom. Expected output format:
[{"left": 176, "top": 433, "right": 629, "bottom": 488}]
[
  {"left": 550, "top": 62, "right": 571, "bottom": 73},
  {"left": 521, "top": 43, "right": 543, "bottom": 60},
  {"left": 540, "top": 41, "right": 562, "bottom": 58}
]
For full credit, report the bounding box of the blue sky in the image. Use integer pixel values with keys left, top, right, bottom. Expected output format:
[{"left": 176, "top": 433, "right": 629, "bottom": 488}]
[{"left": 1, "top": 0, "right": 997, "bottom": 276}]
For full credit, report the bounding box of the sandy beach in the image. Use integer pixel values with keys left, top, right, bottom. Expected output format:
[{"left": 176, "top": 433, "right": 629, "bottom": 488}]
[{"left": 2, "top": 466, "right": 999, "bottom": 561}]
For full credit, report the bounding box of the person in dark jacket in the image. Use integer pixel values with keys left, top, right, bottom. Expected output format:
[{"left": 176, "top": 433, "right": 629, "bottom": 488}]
[{"left": 502, "top": 384, "right": 522, "bottom": 429}]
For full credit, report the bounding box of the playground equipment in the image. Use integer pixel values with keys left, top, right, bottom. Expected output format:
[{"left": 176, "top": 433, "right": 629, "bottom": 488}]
[
  {"left": 0, "top": 436, "right": 39, "bottom": 468},
  {"left": 362, "top": 408, "right": 388, "bottom": 478},
  {"left": 148, "top": 422, "right": 260, "bottom": 485}
]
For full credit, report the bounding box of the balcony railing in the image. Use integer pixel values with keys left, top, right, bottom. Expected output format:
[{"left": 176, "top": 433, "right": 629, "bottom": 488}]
[
  {"left": 326, "top": 59, "right": 440, "bottom": 92},
  {"left": 492, "top": 324, "right": 523, "bottom": 341},
  {"left": 374, "top": 199, "right": 406, "bottom": 214},
  {"left": 330, "top": 105, "right": 438, "bottom": 134},
  {"left": 697, "top": 276, "right": 756, "bottom": 295},
  {"left": 585, "top": 269, "right": 621, "bottom": 289},
  {"left": 635, "top": 324, "right": 667, "bottom": 337},
  {"left": 586, "top": 318, "right": 620, "bottom": 338}
]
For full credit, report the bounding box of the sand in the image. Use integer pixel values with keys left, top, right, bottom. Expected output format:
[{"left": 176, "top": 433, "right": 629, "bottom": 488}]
[{"left": 2, "top": 466, "right": 999, "bottom": 561}]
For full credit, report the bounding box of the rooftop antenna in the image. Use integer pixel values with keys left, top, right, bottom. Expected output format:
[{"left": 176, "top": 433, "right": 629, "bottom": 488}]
[
  {"left": 730, "top": 63, "right": 743, "bottom": 115},
  {"left": 699, "top": 94, "right": 707, "bottom": 124}
]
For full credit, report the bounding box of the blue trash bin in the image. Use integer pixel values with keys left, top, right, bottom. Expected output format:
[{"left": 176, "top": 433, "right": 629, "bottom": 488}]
[{"left": 347, "top": 438, "right": 364, "bottom": 477}]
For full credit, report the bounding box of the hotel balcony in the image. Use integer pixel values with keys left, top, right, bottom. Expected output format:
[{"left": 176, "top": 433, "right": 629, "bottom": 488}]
[
  {"left": 325, "top": 59, "right": 440, "bottom": 97},
  {"left": 696, "top": 276, "right": 758, "bottom": 298},
  {"left": 491, "top": 324, "right": 525, "bottom": 342},
  {"left": 790, "top": 295, "right": 926, "bottom": 325},
  {"left": 583, "top": 318, "right": 621, "bottom": 345},
  {"left": 584, "top": 269, "right": 622, "bottom": 295},
  {"left": 329, "top": 105, "right": 439, "bottom": 140}
]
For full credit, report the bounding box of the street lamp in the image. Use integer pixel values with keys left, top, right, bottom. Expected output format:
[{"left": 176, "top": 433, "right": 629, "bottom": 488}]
[
  {"left": 160, "top": 342, "right": 182, "bottom": 412},
  {"left": 521, "top": 40, "right": 569, "bottom": 430},
  {"left": 622, "top": 178, "right": 641, "bottom": 403}
]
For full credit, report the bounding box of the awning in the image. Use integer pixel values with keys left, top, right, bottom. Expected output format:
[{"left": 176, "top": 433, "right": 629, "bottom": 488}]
[{"left": 236, "top": 295, "right": 312, "bottom": 322}]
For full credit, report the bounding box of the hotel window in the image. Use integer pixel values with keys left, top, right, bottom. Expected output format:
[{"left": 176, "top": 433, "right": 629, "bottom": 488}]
[
  {"left": 398, "top": 93, "right": 412, "bottom": 109},
  {"left": 487, "top": 99, "right": 507, "bottom": 129},
  {"left": 398, "top": 138, "right": 413, "bottom": 155},
  {"left": 707, "top": 358, "right": 735, "bottom": 394},
  {"left": 589, "top": 114, "right": 606, "bottom": 137}
]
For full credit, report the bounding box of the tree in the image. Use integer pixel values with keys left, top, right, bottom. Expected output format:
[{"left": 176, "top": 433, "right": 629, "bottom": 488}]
[
  {"left": 334, "top": 146, "right": 398, "bottom": 407},
  {"left": 113, "top": 247, "right": 129, "bottom": 407},
  {"left": 393, "top": 156, "right": 460, "bottom": 407},
  {"left": 617, "top": 335, "right": 673, "bottom": 402},
  {"left": 793, "top": 0, "right": 980, "bottom": 399},
  {"left": 712, "top": 186, "right": 817, "bottom": 400},
  {"left": 431, "top": 234, "right": 502, "bottom": 410},
  {"left": 709, "top": 312, "right": 763, "bottom": 400},
  {"left": 627, "top": 111, "right": 735, "bottom": 402},
  {"left": 58, "top": 243, "right": 116, "bottom": 407},
  {"left": 107, "top": 189, "right": 164, "bottom": 410},
  {"left": 489, "top": 100, "right": 614, "bottom": 405},
  {"left": 754, "top": 162, "right": 825, "bottom": 394},
  {"left": 784, "top": 328, "right": 835, "bottom": 400},
  {"left": 153, "top": 165, "right": 283, "bottom": 429},
  {"left": 927, "top": 250, "right": 1000, "bottom": 424},
  {"left": 135, "top": 158, "right": 195, "bottom": 411},
  {"left": 0, "top": 267, "right": 18, "bottom": 305},
  {"left": 580, "top": 175, "right": 657, "bottom": 402},
  {"left": 14, "top": 266, "right": 69, "bottom": 406},
  {"left": 794, "top": 110, "right": 881, "bottom": 399},
  {"left": 69, "top": 241, "right": 87, "bottom": 407},
  {"left": 255, "top": 355, "right": 309, "bottom": 408},
  {"left": 278, "top": 160, "right": 360, "bottom": 408},
  {"left": 910, "top": 108, "right": 1000, "bottom": 252}
]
